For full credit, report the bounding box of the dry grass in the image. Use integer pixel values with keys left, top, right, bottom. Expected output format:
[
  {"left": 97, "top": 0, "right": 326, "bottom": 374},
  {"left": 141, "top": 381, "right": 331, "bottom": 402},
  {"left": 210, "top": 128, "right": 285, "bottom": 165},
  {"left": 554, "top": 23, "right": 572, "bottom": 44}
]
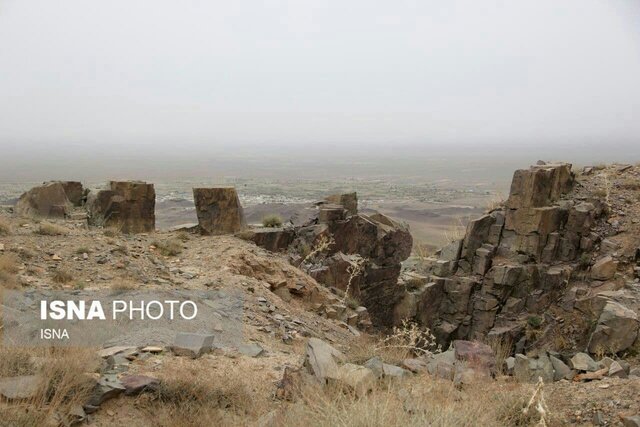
[
  {"left": 0, "top": 346, "right": 100, "bottom": 427},
  {"left": 277, "top": 375, "right": 540, "bottom": 427},
  {"left": 347, "top": 322, "right": 439, "bottom": 365},
  {"left": 35, "top": 222, "right": 68, "bottom": 236},
  {"left": 152, "top": 238, "right": 183, "bottom": 257},
  {"left": 485, "top": 193, "right": 506, "bottom": 212},
  {"left": 0, "top": 253, "right": 20, "bottom": 289},
  {"left": 485, "top": 335, "right": 513, "bottom": 376},
  {"left": 444, "top": 218, "right": 466, "bottom": 244},
  {"left": 51, "top": 268, "right": 74, "bottom": 284},
  {"left": 0, "top": 217, "right": 12, "bottom": 235},
  {"left": 136, "top": 366, "right": 258, "bottom": 427},
  {"left": 110, "top": 279, "right": 137, "bottom": 294},
  {"left": 262, "top": 214, "right": 283, "bottom": 228}
]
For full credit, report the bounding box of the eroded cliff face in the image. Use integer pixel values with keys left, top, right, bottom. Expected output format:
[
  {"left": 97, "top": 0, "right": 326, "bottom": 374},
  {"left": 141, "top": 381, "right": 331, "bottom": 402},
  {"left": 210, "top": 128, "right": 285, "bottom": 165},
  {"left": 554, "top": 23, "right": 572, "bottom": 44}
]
[{"left": 399, "top": 162, "right": 640, "bottom": 356}]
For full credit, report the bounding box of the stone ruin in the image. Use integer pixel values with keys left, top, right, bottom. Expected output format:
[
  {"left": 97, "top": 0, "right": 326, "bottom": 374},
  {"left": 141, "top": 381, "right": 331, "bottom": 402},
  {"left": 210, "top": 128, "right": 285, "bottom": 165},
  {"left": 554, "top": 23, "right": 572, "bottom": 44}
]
[
  {"left": 192, "top": 187, "right": 246, "bottom": 235},
  {"left": 14, "top": 181, "right": 83, "bottom": 218},
  {"left": 86, "top": 181, "right": 156, "bottom": 233}
]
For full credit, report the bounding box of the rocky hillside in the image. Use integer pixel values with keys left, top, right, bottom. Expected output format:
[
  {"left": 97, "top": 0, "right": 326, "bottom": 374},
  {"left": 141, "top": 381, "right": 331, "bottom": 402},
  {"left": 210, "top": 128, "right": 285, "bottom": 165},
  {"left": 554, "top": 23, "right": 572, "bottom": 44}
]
[{"left": 0, "top": 163, "right": 639, "bottom": 426}]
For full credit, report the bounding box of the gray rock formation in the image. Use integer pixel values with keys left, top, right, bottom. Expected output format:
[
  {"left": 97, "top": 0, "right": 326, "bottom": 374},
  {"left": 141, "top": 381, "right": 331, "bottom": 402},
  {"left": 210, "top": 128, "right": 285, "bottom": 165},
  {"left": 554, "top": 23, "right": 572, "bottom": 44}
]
[
  {"left": 193, "top": 187, "right": 246, "bottom": 235},
  {"left": 86, "top": 181, "right": 156, "bottom": 233},
  {"left": 15, "top": 182, "right": 72, "bottom": 218}
]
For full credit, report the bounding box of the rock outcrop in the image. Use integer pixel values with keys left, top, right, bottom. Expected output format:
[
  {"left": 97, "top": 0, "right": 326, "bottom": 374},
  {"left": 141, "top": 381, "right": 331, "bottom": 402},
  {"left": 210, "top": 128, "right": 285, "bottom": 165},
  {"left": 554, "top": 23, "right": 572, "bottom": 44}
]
[
  {"left": 193, "top": 187, "right": 246, "bottom": 235},
  {"left": 15, "top": 182, "right": 73, "bottom": 218},
  {"left": 55, "top": 181, "right": 84, "bottom": 206},
  {"left": 86, "top": 181, "right": 156, "bottom": 233},
  {"left": 394, "top": 162, "right": 640, "bottom": 356},
  {"left": 239, "top": 192, "right": 413, "bottom": 327}
]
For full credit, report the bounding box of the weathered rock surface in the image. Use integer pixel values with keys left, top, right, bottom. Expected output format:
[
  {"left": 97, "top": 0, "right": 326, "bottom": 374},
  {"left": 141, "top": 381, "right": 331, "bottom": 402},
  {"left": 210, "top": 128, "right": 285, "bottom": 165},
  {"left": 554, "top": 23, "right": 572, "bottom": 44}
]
[
  {"left": 238, "top": 227, "right": 295, "bottom": 252},
  {"left": 55, "top": 180, "right": 84, "bottom": 206},
  {"left": 0, "top": 375, "right": 42, "bottom": 400},
  {"left": 587, "top": 300, "right": 639, "bottom": 354},
  {"left": 324, "top": 192, "right": 358, "bottom": 216},
  {"left": 171, "top": 332, "right": 215, "bottom": 358},
  {"left": 15, "top": 182, "right": 72, "bottom": 218},
  {"left": 86, "top": 181, "right": 155, "bottom": 233},
  {"left": 120, "top": 375, "right": 159, "bottom": 395},
  {"left": 304, "top": 337, "right": 346, "bottom": 382},
  {"left": 193, "top": 187, "right": 246, "bottom": 235}
]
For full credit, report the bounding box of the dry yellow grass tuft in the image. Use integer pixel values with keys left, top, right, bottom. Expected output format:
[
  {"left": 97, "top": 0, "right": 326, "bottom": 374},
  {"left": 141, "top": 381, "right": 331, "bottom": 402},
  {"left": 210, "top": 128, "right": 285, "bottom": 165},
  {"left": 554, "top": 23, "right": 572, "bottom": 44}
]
[
  {"left": 347, "top": 321, "right": 439, "bottom": 365},
  {"left": 35, "top": 222, "right": 69, "bottom": 236},
  {"left": 0, "top": 217, "right": 12, "bottom": 235},
  {"left": 110, "top": 279, "right": 138, "bottom": 294},
  {"left": 0, "top": 253, "right": 20, "bottom": 289},
  {"left": 51, "top": 268, "right": 74, "bottom": 284},
  {"left": 0, "top": 346, "right": 100, "bottom": 427},
  {"left": 277, "top": 375, "right": 540, "bottom": 427},
  {"left": 137, "top": 366, "right": 259, "bottom": 427},
  {"left": 152, "top": 238, "right": 183, "bottom": 257}
]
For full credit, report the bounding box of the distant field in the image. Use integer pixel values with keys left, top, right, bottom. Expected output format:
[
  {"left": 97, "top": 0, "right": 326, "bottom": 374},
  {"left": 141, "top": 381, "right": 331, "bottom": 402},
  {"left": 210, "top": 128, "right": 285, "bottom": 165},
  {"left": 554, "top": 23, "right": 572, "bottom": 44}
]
[{"left": 1, "top": 176, "right": 504, "bottom": 249}]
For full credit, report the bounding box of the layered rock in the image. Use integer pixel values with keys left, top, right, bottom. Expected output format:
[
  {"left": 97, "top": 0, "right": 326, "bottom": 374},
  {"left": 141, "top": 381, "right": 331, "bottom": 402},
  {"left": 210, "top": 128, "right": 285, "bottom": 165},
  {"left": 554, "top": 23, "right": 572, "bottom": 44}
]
[
  {"left": 54, "top": 181, "right": 84, "bottom": 206},
  {"left": 86, "top": 181, "right": 155, "bottom": 233},
  {"left": 394, "top": 162, "right": 640, "bottom": 356},
  {"left": 240, "top": 192, "right": 413, "bottom": 327},
  {"left": 193, "top": 187, "right": 246, "bottom": 235},
  {"left": 15, "top": 182, "right": 73, "bottom": 218}
]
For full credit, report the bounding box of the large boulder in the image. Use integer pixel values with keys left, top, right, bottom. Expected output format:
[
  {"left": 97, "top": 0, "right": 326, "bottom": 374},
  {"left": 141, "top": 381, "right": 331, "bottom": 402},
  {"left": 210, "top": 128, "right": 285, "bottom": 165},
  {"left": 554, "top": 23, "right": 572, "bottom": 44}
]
[
  {"left": 15, "top": 182, "right": 72, "bottom": 218},
  {"left": 513, "top": 353, "right": 554, "bottom": 383},
  {"left": 86, "top": 181, "right": 155, "bottom": 233},
  {"left": 330, "top": 213, "right": 412, "bottom": 266},
  {"left": 54, "top": 181, "right": 84, "bottom": 206},
  {"left": 506, "top": 163, "right": 574, "bottom": 209},
  {"left": 193, "top": 187, "right": 246, "bottom": 235},
  {"left": 588, "top": 301, "right": 639, "bottom": 354},
  {"left": 324, "top": 192, "right": 358, "bottom": 216},
  {"left": 590, "top": 256, "right": 617, "bottom": 281},
  {"left": 304, "top": 338, "right": 346, "bottom": 382}
]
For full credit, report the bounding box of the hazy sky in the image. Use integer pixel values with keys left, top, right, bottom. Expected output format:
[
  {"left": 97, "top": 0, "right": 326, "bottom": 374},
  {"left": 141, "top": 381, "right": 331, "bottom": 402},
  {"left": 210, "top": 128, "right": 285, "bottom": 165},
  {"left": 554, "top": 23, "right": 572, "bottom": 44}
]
[{"left": 1, "top": 0, "right": 639, "bottom": 180}]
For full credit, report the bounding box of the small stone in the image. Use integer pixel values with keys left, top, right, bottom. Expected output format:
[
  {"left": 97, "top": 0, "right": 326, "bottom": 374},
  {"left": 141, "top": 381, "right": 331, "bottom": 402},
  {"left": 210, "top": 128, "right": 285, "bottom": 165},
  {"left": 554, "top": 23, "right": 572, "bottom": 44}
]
[
  {"left": 238, "top": 343, "right": 265, "bottom": 357},
  {"left": 51, "top": 254, "right": 62, "bottom": 261}
]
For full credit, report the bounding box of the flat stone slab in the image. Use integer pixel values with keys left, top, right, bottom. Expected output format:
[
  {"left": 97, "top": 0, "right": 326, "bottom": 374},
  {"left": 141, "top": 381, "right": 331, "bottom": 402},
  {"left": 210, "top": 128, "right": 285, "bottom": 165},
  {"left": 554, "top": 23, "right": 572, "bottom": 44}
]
[
  {"left": 172, "top": 332, "right": 215, "bottom": 358},
  {"left": 238, "top": 343, "right": 265, "bottom": 358},
  {"left": 97, "top": 346, "right": 137, "bottom": 358},
  {"left": 121, "top": 375, "right": 160, "bottom": 396},
  {"left": 0, "top": 375, "right": 42, "bottom": 400}
]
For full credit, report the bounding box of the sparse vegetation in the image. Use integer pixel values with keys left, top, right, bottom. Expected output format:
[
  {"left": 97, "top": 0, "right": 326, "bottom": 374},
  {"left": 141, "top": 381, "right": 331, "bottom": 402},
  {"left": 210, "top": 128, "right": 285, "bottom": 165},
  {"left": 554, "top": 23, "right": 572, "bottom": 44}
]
[
  {"left": 139, "top": 367, "right": 256, "bottom": 426},
  {"left": 578, "top": 253, "right": 591, "bottom": 270},
  {"left": 0, "top": 217, "right": 12, "bottom": 235},
  {"left": 110, "top": 279, "right": 137, "bottom": 294},
  {"left": 75, "top": 246, "right": 90, "bottom": 255},
  {"left": 52, "top": 268, "right": 74, "bottom": 284},
  {"left": 152, "top": 238, "right": 184, "bottom": 256},
  {"left": 340, "top": 256, "right": 365, "bottom": 306},
  {"left": 486, "top": 335, "right": 513, "bottom": 376},
  {"left": 527, "top": 315, "right": 543, "bottom": 329},
  {"left": 301, "top": 235, "right": 335, "bottom": 264},
  {"left": 35, "top": 222, "right": 68, "bottom": 236},
  {"left": 0, "top": 347, "right": 100, "bottom": 427},
  {"left": 0, "top": 253, "right": 20, "bottom": 289},
  {"left": 348, "top": 321, "right": 439, "bottom": 365},
  {"left": 262, "top": 214, "right": 283, "bottom": 228},
  {"left": 279, "top": 375, "right": 541, "bottom": 427}
]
